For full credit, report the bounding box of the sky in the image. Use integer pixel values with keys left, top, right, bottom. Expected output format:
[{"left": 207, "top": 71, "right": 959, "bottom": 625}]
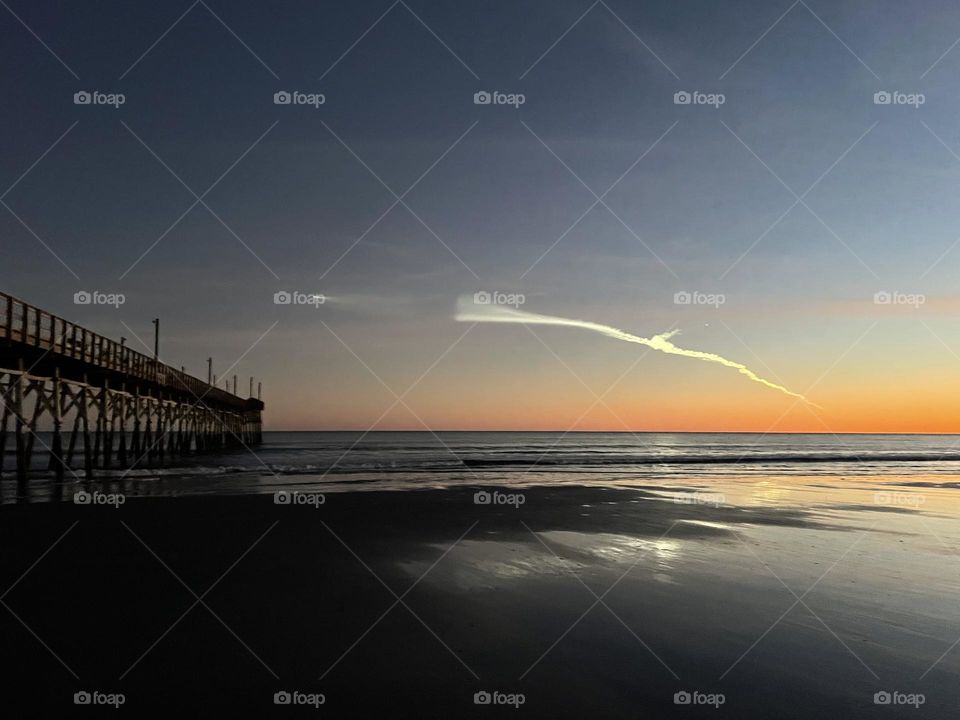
[{"left": 3, "top": 0, "right": 960, "bottom": 432}]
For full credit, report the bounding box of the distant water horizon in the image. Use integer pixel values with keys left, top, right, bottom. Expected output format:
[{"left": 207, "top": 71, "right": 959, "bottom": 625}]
[{"left": 266, "top": 430, "right": 960, "bottom": 435}]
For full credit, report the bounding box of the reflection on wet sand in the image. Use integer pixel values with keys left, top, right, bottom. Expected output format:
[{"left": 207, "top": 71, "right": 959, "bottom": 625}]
[
  {"left": 376, "top": 483, "right": 959, "bottom": 718},
  {"left": 2, "top": 469, "right": 959, "bottom": 717}
]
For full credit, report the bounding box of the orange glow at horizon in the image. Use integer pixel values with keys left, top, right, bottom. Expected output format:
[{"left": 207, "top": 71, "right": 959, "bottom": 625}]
[
  {"left": 268, "top": 381, "right": 960, "bottom": 434},
  {"left": 261, "top": 311, "right": 960, "bottom": 435}
]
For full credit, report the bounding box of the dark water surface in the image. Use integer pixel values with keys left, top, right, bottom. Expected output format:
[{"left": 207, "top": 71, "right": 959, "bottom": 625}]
[{"left": 6, "top": 431, "right": 960, "bottom": 501}]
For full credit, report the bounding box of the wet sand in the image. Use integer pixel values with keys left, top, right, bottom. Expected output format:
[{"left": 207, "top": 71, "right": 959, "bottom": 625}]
[{"left": 1, "top": 485, "right": 957, "bottom": 717}]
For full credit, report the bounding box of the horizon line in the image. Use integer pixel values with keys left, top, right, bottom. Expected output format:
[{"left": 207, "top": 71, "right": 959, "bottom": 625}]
[{"left": 261, "top": 429, "right": 960, "bottom": 436}]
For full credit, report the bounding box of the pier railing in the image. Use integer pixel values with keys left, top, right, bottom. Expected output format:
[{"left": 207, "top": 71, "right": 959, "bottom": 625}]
[{"left": 0, "top": 291, "right": 242, "bottom": 403}]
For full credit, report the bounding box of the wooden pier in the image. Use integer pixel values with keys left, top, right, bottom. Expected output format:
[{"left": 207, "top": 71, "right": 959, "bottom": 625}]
[{"left": 0, "top": 291, "right": 264, "bottom": 481}]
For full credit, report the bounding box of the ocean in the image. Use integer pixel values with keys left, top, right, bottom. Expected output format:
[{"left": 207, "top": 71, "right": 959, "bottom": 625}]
[{"left": 5, "top": 431, "right": 960, "bottom": 502}]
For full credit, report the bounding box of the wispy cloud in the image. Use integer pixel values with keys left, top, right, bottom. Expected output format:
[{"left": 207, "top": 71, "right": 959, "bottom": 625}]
[{"left": 455, "top": 296, "right": 815, "bottom": 405}]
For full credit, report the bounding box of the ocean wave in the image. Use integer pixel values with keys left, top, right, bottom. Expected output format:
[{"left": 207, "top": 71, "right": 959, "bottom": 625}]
[{"left": 461, "top": 453, "right": 960, "bottom": 467}]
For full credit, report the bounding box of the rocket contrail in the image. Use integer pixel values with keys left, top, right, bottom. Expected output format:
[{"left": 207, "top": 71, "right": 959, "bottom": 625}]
[{"left": 456, "top": 297, "right": 816, "bottom": 405}]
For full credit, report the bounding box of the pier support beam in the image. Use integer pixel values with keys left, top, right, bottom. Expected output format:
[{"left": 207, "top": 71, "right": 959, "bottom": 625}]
[
  {"left": 0, "top": 358, "right": 263, "bottom": 482},
  {"left": 51, "top": 370, "right": 64, "bottom": 481}
]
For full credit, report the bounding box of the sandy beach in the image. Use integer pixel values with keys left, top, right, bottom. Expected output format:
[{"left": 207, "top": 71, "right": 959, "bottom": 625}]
[{"left": 1, "top": 484, "right": 955, "bottom": 717}]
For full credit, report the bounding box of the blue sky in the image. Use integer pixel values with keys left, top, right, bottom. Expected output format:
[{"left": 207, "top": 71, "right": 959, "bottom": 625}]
[{"left": 3, "top": 0, "right": 960, "bottom": 429}]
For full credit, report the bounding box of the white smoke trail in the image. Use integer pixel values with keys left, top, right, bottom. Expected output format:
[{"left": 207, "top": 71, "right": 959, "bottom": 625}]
[{"left": 456, "top": 297, "right": 816, "bottom": 405}]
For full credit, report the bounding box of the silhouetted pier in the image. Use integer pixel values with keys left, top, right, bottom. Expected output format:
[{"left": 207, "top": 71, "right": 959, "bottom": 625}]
[{"left": 0, "top": 291, "right": 263, "bottom": 481}]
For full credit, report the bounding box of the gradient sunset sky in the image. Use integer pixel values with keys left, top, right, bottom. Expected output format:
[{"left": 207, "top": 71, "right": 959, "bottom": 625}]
[{"left": 3, "top": 0, "right": 960, "bottom": 432}]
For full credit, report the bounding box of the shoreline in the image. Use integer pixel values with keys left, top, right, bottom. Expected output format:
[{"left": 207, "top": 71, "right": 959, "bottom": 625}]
[{"left": 1, "top": 485, "right": 955, "bottom": 716}]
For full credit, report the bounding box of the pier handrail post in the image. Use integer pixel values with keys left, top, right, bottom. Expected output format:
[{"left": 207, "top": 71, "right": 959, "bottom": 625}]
[{"left": 4, "top": 294, "right": 13, "bottom": 338}]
